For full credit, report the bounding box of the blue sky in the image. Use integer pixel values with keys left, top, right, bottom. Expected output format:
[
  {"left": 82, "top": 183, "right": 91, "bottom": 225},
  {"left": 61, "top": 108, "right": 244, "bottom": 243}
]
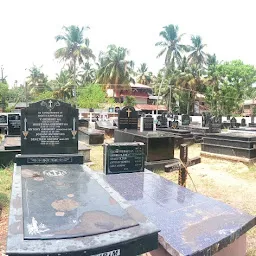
[{"left": 1, "top": 0, "right": 256, "bottom": 86}]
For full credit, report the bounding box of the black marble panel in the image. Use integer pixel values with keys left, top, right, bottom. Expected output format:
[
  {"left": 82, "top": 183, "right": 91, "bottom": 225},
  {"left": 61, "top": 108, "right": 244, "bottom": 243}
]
[
  {"left": 143, "top": 117, "right": 154, "bottom": 131},
  {"left": 118, "top": 106, "right": 138, "bottom": 130},
  {"left": 103, "top": 142, "right": 145, "bottom": 174},
  {"left": 21, "top": 99, "right": 78, "bottom": 154},
  {"left": 114, "top": 130, "right": 175, "bottom": 162},
  {"left": 8, "top": 113, "right": 21, "bottom": 136},
  {"left": 0, "top": 114, "right": 7, "bottom": 124}
]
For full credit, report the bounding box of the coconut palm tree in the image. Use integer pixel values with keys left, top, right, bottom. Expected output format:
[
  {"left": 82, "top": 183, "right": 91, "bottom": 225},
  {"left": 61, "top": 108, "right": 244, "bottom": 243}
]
[
  {"left": 96, "top": 45, "right": 134, "bottom": 101},
  {"left": 55, "top": 25, "right": 95, "bottom": 81},
  {"left": 78, "top": 62, "right": 96, "bottom": 85},
  {"left": 155, "top": 24, "right": 188, "bottom": 70},
  {"left": 26, "top": 65, "right": 50, "bottom": 96},
  {"left": 97, "top": 45, "right": 134, "bottom": 84},
  {"left": 136, "top": 63, "right": 152, "bottom": 85},
  {"left": 50, "top": 70, "right": 74, "bottom": 101},
  {"left": 188, "top": 35, "right": 208, "bottom": 68}
]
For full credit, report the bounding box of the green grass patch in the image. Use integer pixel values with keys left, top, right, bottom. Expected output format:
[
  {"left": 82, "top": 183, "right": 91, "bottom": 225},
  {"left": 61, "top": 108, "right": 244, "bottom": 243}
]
[{"left": 0, "top": 165, "right": 13, "bottom": 210}]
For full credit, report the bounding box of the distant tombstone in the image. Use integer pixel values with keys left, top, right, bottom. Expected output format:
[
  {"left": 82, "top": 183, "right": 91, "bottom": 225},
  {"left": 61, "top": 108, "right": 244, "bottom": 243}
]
[
  {"left": 227, "top": 115, "right": 231, "bottom": 121},
  {"left": 108, "top": 107, "right": 114, "bottom": 113},
  {"left": 118, "top": 106, "right": 138, "bottom": 130},
  {"left": 89, "top": 108, "right": 94, "bottom": 112},
  {"left": 103, "top": 142, "right": 145, "bottom": 174},
  {"left": 157, "top": 113, "right": 167, "bottom": 127},
  {"left": 0, "top": 114, "right": 7, "bottom": 125},
  {"left": 241, "top": 118, "right": 246, "bottom": 127},
  {"left": 230, "top": 117, "right": 237, "bottom": 128},
  {"left": 171, "top": 120, "right": 178, "bottom": 129},
  {"left": 174, "top": 115, "right": 178, "bottom": 121},
  {"left": 8, "top": 114, "right": 21, "bottom": 136},
  {"left": 21, "top": 99, "right": 78, "bottom": 154},
  {"left": 218, "top": 115, "right": 222, "bottom": 124},
  {"left": 251, "top": 115, "right": 254, "bottom": 124},
  {"left": 205, "top": 113, "right": 212, "bottom": 127},
  {"left": 143, "top": 116, "right": 154, "bottom": 131},
  {"left": 115, "top": 107, "right": 120, "bottom": 113},
  {"left": 202, "top": 113, "right": 206, "bottom": 127},
  {"left": 181, "top": 114, "right": 190, "bottom": 126}
]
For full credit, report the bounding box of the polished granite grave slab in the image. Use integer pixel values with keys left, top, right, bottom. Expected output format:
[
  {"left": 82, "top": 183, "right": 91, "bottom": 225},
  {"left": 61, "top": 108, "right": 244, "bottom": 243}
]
[
  {"left": 7, "top": 164, "right": 159, "bottom": 255},
  {"left": 22, "top": 165, "right": 138, "bottom": 239},
  {"left": 87, "top": 168, "right": 256, "bottom": 256},
  {"left": 202, "top": 132, "right": 256, "bottom": 160}
]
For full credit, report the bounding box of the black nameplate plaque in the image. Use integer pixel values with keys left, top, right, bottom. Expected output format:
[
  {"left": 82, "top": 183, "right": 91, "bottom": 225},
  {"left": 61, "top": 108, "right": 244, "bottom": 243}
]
[
  {"left": 118, "top": 106, "right": 138, "bottom": 130},
  {"left": 21, "top": 99, "right": 78, "bottom": 154},
  {"left": 0, "top": 114, "right": 7, "bottom": 125},
  {"left": 143, "top": 117, "right": 154, "bottom": 131},
  {"left": 8, "top": 113, "right": 21, "bottom": 135},
  {"left": 104, "top": 142, "right": 145, "bottom": 174}
]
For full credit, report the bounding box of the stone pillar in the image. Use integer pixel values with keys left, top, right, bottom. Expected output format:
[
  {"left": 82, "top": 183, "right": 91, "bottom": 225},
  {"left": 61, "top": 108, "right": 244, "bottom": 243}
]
[{"left": 140, "top": 117, "right": 144, "bottom": 132}]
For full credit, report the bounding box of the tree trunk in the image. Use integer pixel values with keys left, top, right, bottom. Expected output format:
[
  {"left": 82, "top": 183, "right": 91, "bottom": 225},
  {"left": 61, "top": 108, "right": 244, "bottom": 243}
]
[{"left": 187, "top": 91, "right": 190, "bottom": 114}]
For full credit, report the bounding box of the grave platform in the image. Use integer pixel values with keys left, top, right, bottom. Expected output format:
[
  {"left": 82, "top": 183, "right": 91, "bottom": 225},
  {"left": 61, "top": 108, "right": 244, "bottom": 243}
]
[
  {"left": 89, "top": 168, "right": 256, "bottom": 256},
  {"left": 95, "top": 120, "right": 117, "bottom": 138},
  {"left": 7, "top": 164, "right": 159, "bottom": 255},
  {"left": 114, "top": 130, "right": 179, "bottom": 162},
  {"left": 4, "top": 135, "right": 21, "bottom": 150},
  {"left": 79, "top": 127, "right": 105, "bottom": 145},
  {"left": 201, "top": 132, "right": 256, "bottom": 161},
  {"left": 156, "top": 128, "right": 194, "bottom": 146}
]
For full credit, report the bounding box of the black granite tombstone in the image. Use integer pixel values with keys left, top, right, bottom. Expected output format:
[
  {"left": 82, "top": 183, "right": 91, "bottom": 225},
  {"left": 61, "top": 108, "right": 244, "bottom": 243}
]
[
  {"left": 181, "top": 114, "right": 190, "bottom": 126},
  {"left": 0, "top": 114, "right": 7, "bottom": 124},
  {"left": 230, "top": 117, "right": 237, "bottom": 128},
  {"left": 157, "top": 113, "right": 167, "bottom": 128},
  {"left": 103, "top": 142, "right": 145, "bottom": 174},
  {"left": 21, "top": 99, "right": 78, "bottom": 154},
  {"left": 227, "top": 115, "right": 231, "bottom": 121},
  {"left": 8, "top": 113, "right": 21, "bottom": 136},
  {"left": 241, "top": 118, "right": 246, "bottom": 127},
  {"left": 118, "top": 106, "right": 138, "bottom": 130},
  {"left": 174, "top": 115, "right": 178, "bottom": 121},
  {"left": 143, "top": 116, "right": 154, "bottom": 131}
]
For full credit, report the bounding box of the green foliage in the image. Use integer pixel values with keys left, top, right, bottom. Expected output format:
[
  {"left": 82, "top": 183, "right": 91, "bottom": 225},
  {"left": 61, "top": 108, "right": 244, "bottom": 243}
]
[
  {"left": 0, "top": 82, "right": 9, "bottom": 110},
  {"left": 0, "top": 82, "right": 8, "bottom": 98},
  {"left": 205, "top": 60, "right": 256, "bottom": 115},
  {"left": 7, "top": 86, "right": 26, "bottom": 103},
  {"left": 96, "top": 44, "right": 134, "bottom": 86},
  {"left": 27, "top": 65, "right": 49, "bottom": 96},
  {"left": 252, "top": 106, "right": 256, "bottom": 116},
  {"left": 123, "top": 96, "right": 136, "bottom": 107},
  {"left": 32, "top": 91, "right": 54, "bottom": 102},
  {"left": 77, "top": 84, "right": 107, "bottom": 108},
  {"left": 55, "top": 25, "right": 95, "bottom": 80}
]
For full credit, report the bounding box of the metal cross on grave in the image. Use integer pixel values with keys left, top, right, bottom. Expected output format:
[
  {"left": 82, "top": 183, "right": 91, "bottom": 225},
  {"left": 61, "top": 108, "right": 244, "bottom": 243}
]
[{"left": 126, "top": 108, "right": 132, "bottom": 117}]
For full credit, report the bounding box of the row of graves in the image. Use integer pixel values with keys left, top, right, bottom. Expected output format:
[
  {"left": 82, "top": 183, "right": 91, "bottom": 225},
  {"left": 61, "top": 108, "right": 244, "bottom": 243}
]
[
  {"left": 0, "top": 101, "right": 92, "bottom": 167},
  {"left": 5, "top": 98, "right": 256, "bottom": 256},
  {"left": 0, "top": 113, "right": 22, "bottom": 166},
  {"left": 199, "top": 115, "right": 256, "bottom": 162}
]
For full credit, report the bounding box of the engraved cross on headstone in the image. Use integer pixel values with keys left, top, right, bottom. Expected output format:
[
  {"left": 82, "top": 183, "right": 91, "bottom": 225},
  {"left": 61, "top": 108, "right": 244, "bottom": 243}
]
[{"left": 126, "top": 108, "right": 132, "bottom": 117}]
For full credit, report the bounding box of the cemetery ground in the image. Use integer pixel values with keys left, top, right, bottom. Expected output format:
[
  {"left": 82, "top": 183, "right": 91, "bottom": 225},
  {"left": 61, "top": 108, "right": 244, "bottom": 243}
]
[{"left": 0, "top": 144, "right": 256, "bottom": 255}]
